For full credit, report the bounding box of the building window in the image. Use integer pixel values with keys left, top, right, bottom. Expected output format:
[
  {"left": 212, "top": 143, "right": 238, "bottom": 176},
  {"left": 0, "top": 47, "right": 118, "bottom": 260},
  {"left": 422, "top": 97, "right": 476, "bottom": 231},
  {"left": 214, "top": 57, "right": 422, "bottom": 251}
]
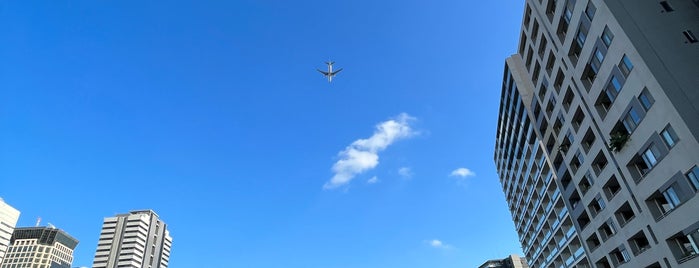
[
  {"left": 669, "top": 229, "right": 699, "bottom": 263},
  {"left": 619, "top": 55, "right": 633, "bottom": 77},
  {"left": 587, "top": 233, "right": 601, "bottom": 250},
  {"left": 585, "top": 1, "right": 596, "bottom": 20},
  {"left": 611, "top": 246, "right": 631, "bottom": 265},
  {"left": 601, "top": 26, "right": 614, "bottom": 47},
  {"left": 615, "top": 202, "right": 635, "bottom": 227},
  {"left": 579, "top": 171, "right": 594, "bottom": 195},
  {"left": 546, "top": 53, "right": 556, "bottom": 74},
  {"left": 600, "top": 220, "right": 617, "bottom": 241},
  {"left": 641, "top": 143, "right": 660, "bottom": 169},
  {"left": 660, "top": 1, "right": 674, "bottom": 12},
  {"left": 683, "top": 30, "right": 699, "bottom": 43},
  {"left": 687, "top": 166, "right": 699, "bottom": 191},
  {"left": 582, "top": 128, "right": 596, "bottom": 153},
  {"left": 622, "top": 107, "right": 643, "bottom": 133},
  {"left": 604, "top": 75, "right": 622, "bottom": 102},
  {"left": 658, "top": 185, "right": 682, "bottom": 214},
  {"left": 638, "top": 88, "right": 654, "bottom": 111},
  {"left": 660, "top": 125, "right": 679, "bottom": 148},
  {"left": 629, "top": 231, "right": 651, "bottom": 256}
]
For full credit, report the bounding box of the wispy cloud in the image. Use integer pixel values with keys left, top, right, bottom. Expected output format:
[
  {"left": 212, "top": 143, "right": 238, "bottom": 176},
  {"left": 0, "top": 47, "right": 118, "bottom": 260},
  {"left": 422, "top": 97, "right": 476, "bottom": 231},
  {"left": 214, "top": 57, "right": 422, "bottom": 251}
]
[
  {"left": 427, "top": 239, "right": 453, "bottom": 249},
  {"left": 324, "top": 113, "right": 416, "bottom": 190},
  {"left": 450, "top": 167, "right": 475, "bottom": 178},
  {"left": 367, "top": 176, "right": 379, "bottom": 184},
  {"left": 398, "top": 167, "right": 413, "bottom": 179}
]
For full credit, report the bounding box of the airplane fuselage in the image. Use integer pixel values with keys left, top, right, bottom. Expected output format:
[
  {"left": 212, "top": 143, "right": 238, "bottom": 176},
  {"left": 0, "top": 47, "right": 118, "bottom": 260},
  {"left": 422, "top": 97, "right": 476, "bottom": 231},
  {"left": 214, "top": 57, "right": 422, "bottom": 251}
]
[{"left": 318, "top": 61, "right": 342, "bottom": 82}]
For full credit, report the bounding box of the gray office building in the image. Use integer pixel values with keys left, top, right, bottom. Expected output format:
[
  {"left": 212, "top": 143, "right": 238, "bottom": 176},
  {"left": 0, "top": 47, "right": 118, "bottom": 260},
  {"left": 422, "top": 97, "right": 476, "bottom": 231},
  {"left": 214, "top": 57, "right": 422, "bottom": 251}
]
[
  {"left": 479, "top": 254, "right": 529, "bottom": 268},
  {"left": 92, "top": 210, "right": 172, "bottom": 268},
  {"left": 495, "top": 0, "right": 699, "bottom": 267},
  {"left": 0, "top": 227, "right": 79, "bottom": 268}
]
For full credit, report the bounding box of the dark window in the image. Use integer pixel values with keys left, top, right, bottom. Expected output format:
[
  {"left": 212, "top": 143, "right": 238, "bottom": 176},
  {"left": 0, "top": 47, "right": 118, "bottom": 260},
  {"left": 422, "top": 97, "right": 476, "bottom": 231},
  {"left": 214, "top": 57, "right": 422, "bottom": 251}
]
[
  {"left": 610, "top": 246, "right": 631, "bottom": 265},
  {"left": 619, "top": 55, "right": 633, "bottom": 77},
  {"left": 601, "top": 26, "right": 614, "bottom": 47},
  {"left": 585, "top": 1, "right": 596, "bottom": 20},
  {"left": 687, "top": 166, "right": 699, "bottom": 191},
  {"left": 668, "top": 229, "right": 699, "bottom": 263},
  {"left": 629, "top": 231, "right": 651, "bottom": 256},
  {"left": 660, "top": 1, "right": 674, "bottom": 12},
  {"left": 622, "top": 107, "right": 642, "bottom": 133},
  {"left": 615, "top": 202, "right": 636, "bottom": 227},
  {"left": 603, "top": 175, "right": 621, "bottom": 200},
  {"left": 683, "top": 30, "right": 698, "bottom": 43},
  {"left": 638, "top": 88, "right": 654, "bottom": 111}
]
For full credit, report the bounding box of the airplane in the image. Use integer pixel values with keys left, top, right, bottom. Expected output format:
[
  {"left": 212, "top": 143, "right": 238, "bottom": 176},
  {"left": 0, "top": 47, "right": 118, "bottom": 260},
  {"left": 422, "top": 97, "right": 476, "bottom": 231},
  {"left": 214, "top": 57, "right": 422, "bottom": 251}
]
[{"left": 317, "top": 61, "right": 343, "bottom": 82}]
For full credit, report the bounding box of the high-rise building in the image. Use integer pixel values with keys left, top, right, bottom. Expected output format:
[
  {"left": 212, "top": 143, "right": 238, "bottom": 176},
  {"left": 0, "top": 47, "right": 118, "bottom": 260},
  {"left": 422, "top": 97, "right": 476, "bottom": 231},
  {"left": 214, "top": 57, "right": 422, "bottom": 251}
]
[
  {"left": 0, "top": 199, "right": 20, "bottom": 264},
  {"left": 0, "top": 227, "right": 79, "bottom": 268},
  {"left": 479, "top": 254, "right": 530, "bottom": 268},
  {"left": 495, "top": 1, "right": 699, "bottom": 268},
  {"left": 92, "top": 210, "right": 172, "bottom": 268}
]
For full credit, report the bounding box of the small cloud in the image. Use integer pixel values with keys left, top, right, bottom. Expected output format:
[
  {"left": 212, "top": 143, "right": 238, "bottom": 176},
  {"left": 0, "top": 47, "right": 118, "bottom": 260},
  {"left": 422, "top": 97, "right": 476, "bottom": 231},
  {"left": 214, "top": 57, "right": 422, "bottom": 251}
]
[
  {"left": 450, "top": 167, "right": 475, "bottom": 178},
  {"left": 324, "top": 113, "right": 417, "bottom": 190},
  {"left": 398, "top": 167, "right": 413, "bottom": 179},
  {"left": 427, "top": 239, "right": 453, "bottom": 249},
  {"left": 367, "top": 176, "right": 379, "bottom": 184}
]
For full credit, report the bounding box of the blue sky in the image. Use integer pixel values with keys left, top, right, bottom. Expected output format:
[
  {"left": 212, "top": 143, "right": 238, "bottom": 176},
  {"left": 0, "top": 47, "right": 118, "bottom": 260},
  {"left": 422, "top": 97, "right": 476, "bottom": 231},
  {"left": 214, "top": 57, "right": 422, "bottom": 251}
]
[{"left": 0, "top": 1, "right": 525, "bottom": 267}]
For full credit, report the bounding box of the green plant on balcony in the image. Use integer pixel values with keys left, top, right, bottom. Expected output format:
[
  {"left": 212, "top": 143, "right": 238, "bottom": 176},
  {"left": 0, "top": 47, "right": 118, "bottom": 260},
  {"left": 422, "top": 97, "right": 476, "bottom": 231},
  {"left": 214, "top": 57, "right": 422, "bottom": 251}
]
[{"left": 609, "top": 132, "right": 630, "bottom": 152}]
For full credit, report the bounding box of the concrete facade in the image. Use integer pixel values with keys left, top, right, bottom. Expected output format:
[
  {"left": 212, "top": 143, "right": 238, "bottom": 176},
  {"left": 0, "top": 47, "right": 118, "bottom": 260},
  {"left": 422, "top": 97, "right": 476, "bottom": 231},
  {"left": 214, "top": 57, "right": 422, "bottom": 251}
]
[
  {"left": 0, "top": 199, "right": 20, "bottom": 265},
  {"left": 496, "top": 0, "right": 699, "bottom": 267},
  {"left": 0, "top": 227, "right": 79, "bottom": 268},
  {"left": 92, "top": 210, "right": 172, "bottom": 268},
  {"left": 479, "top": 254, "right": 530, "bottom": 268}
]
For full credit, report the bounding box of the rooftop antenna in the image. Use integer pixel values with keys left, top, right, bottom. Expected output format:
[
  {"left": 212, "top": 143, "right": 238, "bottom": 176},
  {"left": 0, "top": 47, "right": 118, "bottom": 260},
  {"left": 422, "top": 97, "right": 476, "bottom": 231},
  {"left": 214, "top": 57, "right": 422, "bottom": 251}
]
[{"left": 35, "top": 217, "right": 41, "bottom": 227}]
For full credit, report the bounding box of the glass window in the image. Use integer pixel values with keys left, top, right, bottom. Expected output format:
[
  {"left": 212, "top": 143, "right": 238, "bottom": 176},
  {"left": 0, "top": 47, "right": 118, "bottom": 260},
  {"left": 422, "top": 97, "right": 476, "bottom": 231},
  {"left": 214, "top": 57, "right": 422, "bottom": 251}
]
[
  {"left": 661, "top": 126, "right": 678, "bottom": 148},
  {"left": 623, "top": 107, "right": 641, "bottom": 133},
  {"left": 610, "top": 76, "right": 622, "bottom": 92},
  {"left": 585, "top": 2, "right": 596, "bottom": 20},
  {"left": 577, "top": 29, "right": 587, "bottom": 46},
  {"left": 619, "top": 55, "right": 633, "bottom": 77},
  {"left": 602, "top": 26, "right": 614, "bottom": 47},
  {"left": 595, "top": 48, "right": 605, "bottom": 63},
  {"left": 687, "top": 166, "right": 699, "bottom": 191},
  {"left": 663, "top": 186, "right": 681, "bottom": 210},
  {"left": 642, "top": 144, "right": 659, "bottom": 168},
  {"left": 638, "top": 89, "right": 653, "bottom": 111}
]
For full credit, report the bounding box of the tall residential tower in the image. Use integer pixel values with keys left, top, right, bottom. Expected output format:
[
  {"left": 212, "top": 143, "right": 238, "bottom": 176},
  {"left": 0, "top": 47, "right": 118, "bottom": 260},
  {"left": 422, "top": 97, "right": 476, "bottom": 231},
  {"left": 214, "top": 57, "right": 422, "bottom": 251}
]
[
  {"left": 0, "top": 199, "right": 20, "bottom": 265},
  {"left": 495, "top": 0, "right": 699, "bottom": 268},
  {"left": 92, "top": 210, "right": 172, "bottom": 268}
]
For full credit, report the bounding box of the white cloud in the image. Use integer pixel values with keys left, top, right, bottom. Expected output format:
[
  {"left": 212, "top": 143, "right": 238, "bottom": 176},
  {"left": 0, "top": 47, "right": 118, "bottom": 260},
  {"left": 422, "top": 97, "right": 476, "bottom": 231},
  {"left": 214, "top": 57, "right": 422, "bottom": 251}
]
[
  {"left": 324, "top": 113, "right": 416, "bottom": 190},
  {"left": 367, "top": 176, "right": 379, "bottom": 184},
  {"left": 427, "top": 239, "right": 452, "bottom": 249},
  {"left": 398, "top": 167, "right": 413, "bottom": 179},
  {"left": 450, "top": 167, "right": 475, "bottom": 178}
]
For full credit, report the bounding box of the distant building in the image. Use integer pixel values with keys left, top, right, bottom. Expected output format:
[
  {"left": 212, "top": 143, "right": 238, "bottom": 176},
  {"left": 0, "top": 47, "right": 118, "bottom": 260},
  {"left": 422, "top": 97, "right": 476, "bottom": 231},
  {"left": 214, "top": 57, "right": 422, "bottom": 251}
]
[
  {"left": 0, "top": 199, "right": 20, "bottom": 264},
  {"left": 0, "top": 227, "right": 79, "bottom": 268},
  {"left": 495, "top": 0, "right": 699, "bottom": 267},
  {"left": 479, "top": 254, "right": 529, "bottom": 268},
  {"left": 92, "top": 210, "right": 172, "bottom": 268}
]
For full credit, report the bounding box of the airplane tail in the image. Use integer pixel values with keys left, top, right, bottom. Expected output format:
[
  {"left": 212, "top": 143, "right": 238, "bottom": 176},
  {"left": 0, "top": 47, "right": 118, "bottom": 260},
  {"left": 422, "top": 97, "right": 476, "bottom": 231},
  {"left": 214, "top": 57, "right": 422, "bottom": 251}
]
[{"left": 326, "top": 61, "right": 335, "bottom": 66}]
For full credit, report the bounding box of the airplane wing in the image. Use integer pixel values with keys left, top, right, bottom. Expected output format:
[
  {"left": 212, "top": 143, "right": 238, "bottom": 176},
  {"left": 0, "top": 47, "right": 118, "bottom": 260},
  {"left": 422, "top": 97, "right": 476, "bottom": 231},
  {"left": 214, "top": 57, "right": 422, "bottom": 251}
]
[
  {"left": 317, "top": 69, "right": 329, "bottom": 75},
  {"left": 330, "top": 68, "right": 343, "bottom": 75}
]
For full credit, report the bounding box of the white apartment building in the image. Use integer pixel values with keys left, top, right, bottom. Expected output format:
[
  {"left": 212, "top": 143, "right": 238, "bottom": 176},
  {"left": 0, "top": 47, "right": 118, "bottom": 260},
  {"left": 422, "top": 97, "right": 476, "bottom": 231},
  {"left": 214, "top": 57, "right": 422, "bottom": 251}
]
[
  {"left": 92, "top": 210, "right": 172, "bottom": 268},
  {"left": 496, "top": 0, "right": 699, "bottom": 267},
  {"left": 0, "top": 199, "right": 20, "bottom": 265}
]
